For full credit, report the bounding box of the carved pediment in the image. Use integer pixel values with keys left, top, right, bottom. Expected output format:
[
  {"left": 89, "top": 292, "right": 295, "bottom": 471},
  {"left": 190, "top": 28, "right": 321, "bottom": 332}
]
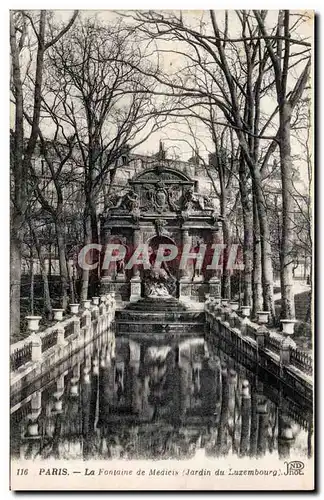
[
  {"left": 131, "top": 166, "right": 193, "bottom": 185},
  {"left": 104, "top": 165, "right": 217, "bottom": 219}
]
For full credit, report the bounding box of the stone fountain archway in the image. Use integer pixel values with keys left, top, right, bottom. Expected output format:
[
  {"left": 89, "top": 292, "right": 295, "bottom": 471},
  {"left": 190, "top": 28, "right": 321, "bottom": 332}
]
[{"left": 99, "top": 162, "right": 221, "bottom": 302}]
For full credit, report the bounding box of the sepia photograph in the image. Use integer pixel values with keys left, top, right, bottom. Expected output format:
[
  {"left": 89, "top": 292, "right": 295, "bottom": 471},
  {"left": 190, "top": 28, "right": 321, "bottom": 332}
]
[{"left": 9, "top": 8, "right": 314, "bottom": 490}]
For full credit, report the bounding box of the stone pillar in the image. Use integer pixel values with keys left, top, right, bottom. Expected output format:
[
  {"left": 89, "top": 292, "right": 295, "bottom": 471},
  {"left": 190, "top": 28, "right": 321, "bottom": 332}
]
[
  {"left": 280, "top": 337, "right": 293, "bottom": 365},
  {"left": 240, "top": 380, "right": 251, "bottom": 456},
  {"left": 228, "top": 311, "right": 238, "bottom": 328},
  {"left": 180, "top": 229, "right": 191, "bottom": 279},
  {"left": 278, "top": 417, "right": 294, "bottom": 459},
  {"left": 26, "top": 316, "right": 42, "bottom": 363},
  {"left": 57, "top": 325, "right": 67, "bottom": 346},
  {"left": 257, "top": 397, "right": 269, "bottom": 457},
  {"left": 101, "top": 228, "right": 112, "bottom": 279},
  {"left": 240, "top": 316, "right": 250, "bottom": 337},
  {"left": 82, "top": 309, "right": 92, "bottom": 342},
  {"left": 30, "top": 390, "right": 42, "bottom": 419},
  {"left": 179, "top": 229, "right": 192, "bottom": 300},
  {"left": 130, "top": 228, "right": 142, "bottom": 302},
  {"left": 254, "top": 326, "right": 268, "bottom": 349},
  {"left": 73, "top": 316, "right": 80, "bottom": 337},
  {"left": 71, "top": 363, "right": 80, "bottom": 396}
]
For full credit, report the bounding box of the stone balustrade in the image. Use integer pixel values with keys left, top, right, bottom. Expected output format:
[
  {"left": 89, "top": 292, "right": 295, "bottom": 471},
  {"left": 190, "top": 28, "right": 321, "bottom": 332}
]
[
  {"left": 204, "top": 299, "right": 313, "bottom": 400},
  {"left": 10, "top": 293, "right": 116, "bottom": 374}
]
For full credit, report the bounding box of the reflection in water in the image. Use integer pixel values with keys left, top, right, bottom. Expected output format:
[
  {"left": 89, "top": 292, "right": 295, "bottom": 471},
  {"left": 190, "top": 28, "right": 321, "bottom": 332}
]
[{"left": 11, "top": 335, "right": 313, "bottom": 461}]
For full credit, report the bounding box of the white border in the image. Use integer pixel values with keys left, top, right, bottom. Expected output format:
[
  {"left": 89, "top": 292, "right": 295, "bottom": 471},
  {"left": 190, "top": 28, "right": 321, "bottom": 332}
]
[{"left": 2, "top": 2, "right": 321, "bottom": 498}]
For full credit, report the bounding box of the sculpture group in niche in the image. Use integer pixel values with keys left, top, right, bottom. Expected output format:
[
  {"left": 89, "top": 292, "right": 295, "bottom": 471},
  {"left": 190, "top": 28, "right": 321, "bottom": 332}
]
[
  {"left": 144, "top": 246, "right": 177, "bottom": 298},
  {"left": 182, "top": 187, "right": 214, "bottom": 212},
  {"left": 192, "top": 237, "right": 205, "bottom": 282},
  {"left": 141, "top": 181, "right": 180, "bottom": 213},
  {"left": 105, "top": 183, "right": 214, "bottom": 215},
  {"left": 105, "top": 189, "right": 140, "bottom": 213}
]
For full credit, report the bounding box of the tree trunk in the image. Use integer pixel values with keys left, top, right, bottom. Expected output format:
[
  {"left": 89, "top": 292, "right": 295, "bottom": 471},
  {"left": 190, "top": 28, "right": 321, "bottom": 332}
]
[
  {"left": 55, "top": 219, "right": 69, "bottom": 309},
  {"left": 31, "top": 225, "right": 52, "bottom": 318},
  {"left": 29, "top": 252, "right": 34, "bottom": 315},
  {"left": 219, "top": 189, "right": 231, "bottom": 299},
  {"left": 279, "top": 101, "right": 295, "bottom": 319},
  {"left": 89, "top": 198, "right": 100, "bottom": 297},
  {"left": 80, "top": 215, "right": 92, "bottom": 301},
  {"left": 67, "top": 260, "right": 76, "bottom": 304},
  {"left": 10, "top": 13, "right": 25, "bottom": 339},
  {"left": 40, "top": 256, "right": 52, "bottom": 319},
  {"left": 252, "top": 173, "right": 275, "bottom": 321},
  {"left": 239, "top": 156, "right": 253, "bottom": 307},
  {"left": 252, "top": 196, "right": 263, "bottom": 318},
  {"left": 221, "top": 218, "right": 231, "bottom": 300},
  {"left": 10, "top": 234, "right": 22, "bottom": 339}
]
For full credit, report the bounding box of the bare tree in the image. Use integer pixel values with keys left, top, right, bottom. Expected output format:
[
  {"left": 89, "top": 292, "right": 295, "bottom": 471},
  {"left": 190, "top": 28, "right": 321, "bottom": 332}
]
[
  {"left": 10, "top": 9, "right": 77, "bottom": 336},
  {"left": 41, "top": 17, "right": 167, "bottom": 299},
  {"left": 254, "top": 10, "right": 311, "bottom": 319},
  {"left": 121, "top": 9, "right": 311, "bottom": 321}
]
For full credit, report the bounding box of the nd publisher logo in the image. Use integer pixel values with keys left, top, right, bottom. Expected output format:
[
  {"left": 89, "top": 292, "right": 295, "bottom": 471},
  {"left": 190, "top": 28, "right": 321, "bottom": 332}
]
[{"left": 284, "top": 461, "right": 305, "bottom": 476}]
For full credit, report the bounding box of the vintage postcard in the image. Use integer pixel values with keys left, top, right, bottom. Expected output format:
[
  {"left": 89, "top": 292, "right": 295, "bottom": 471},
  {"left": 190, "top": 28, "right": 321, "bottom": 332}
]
[{"left": 10, "top": 9, "right": 314, "bottom": 490}]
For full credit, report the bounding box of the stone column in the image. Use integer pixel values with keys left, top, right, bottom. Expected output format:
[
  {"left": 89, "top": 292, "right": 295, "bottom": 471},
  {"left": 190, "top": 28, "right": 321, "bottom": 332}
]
[
  {"left": 130, "top": 228, "right": 142, "bottom": 302},
  {"left": 26, "top": 316, "right": 42, "bottom": 363},
  {"left": 179, "top": 229, "right": 192, "bottom": 300},
  {"left": 257, "top": 397, "right": 269, "bottom": 457},
  {"left": 208, "top": 230, "right": 221, "bottom": 301},
  {"left": 180, "top": 229, "right": 191, "bottom": 279},
  {"left": 240, "top": 380, "right": 251, "bottom": 456},
  {"left": 101, "top": 228, "right": 112, "bottom": 280}
]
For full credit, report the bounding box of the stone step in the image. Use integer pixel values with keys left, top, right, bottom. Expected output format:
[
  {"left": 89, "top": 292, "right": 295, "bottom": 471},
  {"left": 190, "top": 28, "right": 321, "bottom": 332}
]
[
  {"left": 115, "top": 311, "right": 204, "bottom": 322},
  {"left": 125, "top": 297, "right": 187, "bottom": 312},
  {"left": 115, "top": 322, "right": 204, "bottom": 334},
  {"left": 115, "top": 320, "right": 205, "bottom": 326}
]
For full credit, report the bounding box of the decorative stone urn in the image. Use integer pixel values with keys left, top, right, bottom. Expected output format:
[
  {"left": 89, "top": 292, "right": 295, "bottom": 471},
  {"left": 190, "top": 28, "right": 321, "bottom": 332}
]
[
  {"left": 82, "top": 299, "right": 91, "bottom": 309},
  {"left": 92, "top": 297, "right": 100, "bottom": 306},
  {"left": 93, "top": 359, "right": 99, "bottom": 376},
  {"left": 54, "top": 400, "right": 63, "bottom": 412},
  {"left": 100, "top": 295, "right": 107, "bottom": 303},
  {"left": 27, "top": 422, "right": 39, "bottom": 437},
  {"left": 241, "top": 305, "right": 251, "bottom": 318},
  {"left": 279, "top": 426, "right": 294, "bottom": 441},
  {"left": 230, "top": 301, "right": 239, "bottom": 311},
  {"left": 52, "top": 309, "right": 64, "bottom": 321},
  {"left": 25, "top": 316, "right": 42, "bottom": 332},
  {"left": 256, "top": 398, "right": 268, "bottom": 414},
  {"left": 70, "top": 304, "right": 80, "bottom": 315},
  {"left": 241, "top": 380, "right": 250, "bottom": 398},
  {"left": 257, "top": 311, "right": 270, "bottom": 324},
  {"left": 280, "top": 319, "right": 296, "bottom": 336},
  {"left": 70, "top": 385, "right": 78, "bottom": 396},
  {"left": 221, "top": 299, "right": 229, "bottom": 307}
]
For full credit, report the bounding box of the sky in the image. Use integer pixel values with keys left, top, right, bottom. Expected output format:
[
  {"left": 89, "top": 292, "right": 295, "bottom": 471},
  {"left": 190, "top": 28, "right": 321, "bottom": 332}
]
[{"left": 10, "top": 9, "right": 313, "bottom": 174}]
